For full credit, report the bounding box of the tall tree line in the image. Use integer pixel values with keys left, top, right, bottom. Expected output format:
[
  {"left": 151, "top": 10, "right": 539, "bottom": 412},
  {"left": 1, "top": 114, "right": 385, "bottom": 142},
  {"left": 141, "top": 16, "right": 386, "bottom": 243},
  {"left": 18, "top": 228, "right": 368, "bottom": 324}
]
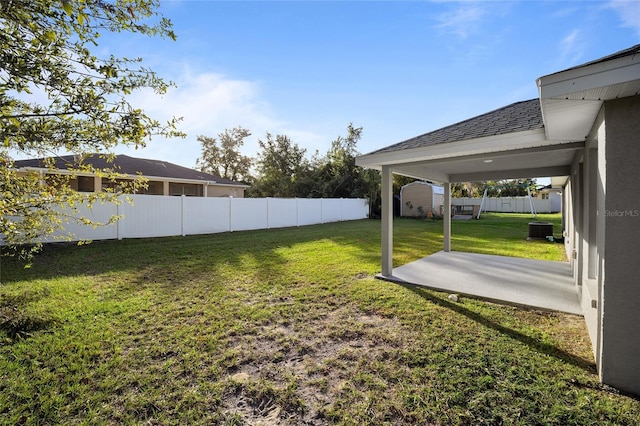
[{"left": 195, "top": 124, "right": 382, "bottom": 216}]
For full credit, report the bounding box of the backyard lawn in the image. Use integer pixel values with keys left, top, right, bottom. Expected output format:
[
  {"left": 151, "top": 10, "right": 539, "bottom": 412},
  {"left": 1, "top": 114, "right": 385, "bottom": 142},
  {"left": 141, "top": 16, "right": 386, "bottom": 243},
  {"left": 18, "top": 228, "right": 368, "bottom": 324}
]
[{"left": 1, "top": 214, "right": 639, "bottom": 425}]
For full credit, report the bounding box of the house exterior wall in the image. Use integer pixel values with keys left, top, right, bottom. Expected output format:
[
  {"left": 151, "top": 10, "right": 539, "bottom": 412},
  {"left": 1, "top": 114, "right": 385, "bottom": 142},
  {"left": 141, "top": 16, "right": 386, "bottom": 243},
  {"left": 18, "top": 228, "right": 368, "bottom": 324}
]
[
  {"left": 598, "top": 96, "right": 640, "bottom": 395},
  {"left": 206, "top": 185, "right": 245, "bottom": 198},
  {"left": 568, "top": 95, "right": 640, "bottom": 396},
  {"left": 577, "top": 114, "right": 600, "bottom": 359}
]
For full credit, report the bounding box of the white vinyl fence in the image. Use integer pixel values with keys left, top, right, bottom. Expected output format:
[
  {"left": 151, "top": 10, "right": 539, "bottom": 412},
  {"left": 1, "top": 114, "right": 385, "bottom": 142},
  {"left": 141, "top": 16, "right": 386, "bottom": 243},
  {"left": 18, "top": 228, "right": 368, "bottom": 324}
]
[
  {"left": 52, "top": 195, "right": 369, "bottom": 242},
  {"left": 452, "top": 197, "right": 557, "bottom": 213}
]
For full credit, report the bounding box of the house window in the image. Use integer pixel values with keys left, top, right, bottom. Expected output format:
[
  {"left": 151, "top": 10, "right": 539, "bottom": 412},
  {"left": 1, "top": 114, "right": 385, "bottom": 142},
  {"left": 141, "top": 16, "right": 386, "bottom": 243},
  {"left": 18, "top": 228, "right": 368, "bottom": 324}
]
[
  {"left": 138, "top": 180, "right": 164, "bottom": 195},
  {"left": 46, "top": 174, "right": 93, "bottom": 192},
  {"left": 541, "top": 193, "right": 549, "bottom": 200},
  {"left": 77, "top": 176, "right": 95, "bottom": 192},
  {"left": 169, "top": 182, "right": 203, "bottom": 197},
  {"left": 102, "top": 178, "right": 136, "bottom": 193}
]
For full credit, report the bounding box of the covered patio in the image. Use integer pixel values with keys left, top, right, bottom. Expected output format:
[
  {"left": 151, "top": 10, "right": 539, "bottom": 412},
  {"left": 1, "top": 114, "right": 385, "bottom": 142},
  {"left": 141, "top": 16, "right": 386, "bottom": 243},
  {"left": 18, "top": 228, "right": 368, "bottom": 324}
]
[
  {"left": 383, "top": 251, "right": 581, "bottom": 315},
  {"left": 356, "top": 98, "right": 583, "bottom": 315},
  {"left": 356, "top": 44, "right": 640, "bottom": 396}
]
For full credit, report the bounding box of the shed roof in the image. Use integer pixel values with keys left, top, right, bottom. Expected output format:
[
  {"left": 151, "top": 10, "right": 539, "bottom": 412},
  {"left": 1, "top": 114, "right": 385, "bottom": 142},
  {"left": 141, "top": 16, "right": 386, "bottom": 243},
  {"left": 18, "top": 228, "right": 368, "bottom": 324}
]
[{"left": 14, "top": 154, "right": 247, "bottom": 187}]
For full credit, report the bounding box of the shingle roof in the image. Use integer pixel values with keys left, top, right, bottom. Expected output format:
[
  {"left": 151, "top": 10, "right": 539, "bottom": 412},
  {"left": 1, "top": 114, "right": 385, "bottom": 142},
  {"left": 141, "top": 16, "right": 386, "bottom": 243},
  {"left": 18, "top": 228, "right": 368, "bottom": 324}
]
[
  {"left": 548, "top": 43, "right": 640, "bottom": 76},
  {"left": 367, "top": 99, "right": 543, "bottom": 155},
  {"left": 14, "top": 154, "right": 246, "bottom": 186}
]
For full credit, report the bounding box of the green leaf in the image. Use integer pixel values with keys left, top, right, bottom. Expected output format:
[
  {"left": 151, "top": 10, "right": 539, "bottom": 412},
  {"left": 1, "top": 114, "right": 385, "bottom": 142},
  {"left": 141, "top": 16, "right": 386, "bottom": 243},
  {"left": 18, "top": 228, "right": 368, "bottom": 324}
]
[
  {"left": 62, "top": 0, "right": 73, "bottom": 16},
  {"left": 44, "top": 30, "right": 56, "bottom": 42}
]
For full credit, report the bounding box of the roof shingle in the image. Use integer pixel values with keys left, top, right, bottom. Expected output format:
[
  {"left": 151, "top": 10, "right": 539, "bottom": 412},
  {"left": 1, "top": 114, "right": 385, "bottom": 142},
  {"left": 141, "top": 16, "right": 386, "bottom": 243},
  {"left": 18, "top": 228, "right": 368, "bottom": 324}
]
[
  {"left": 367, "top": 99, "right": 543, "bottom": 155},
  {"left": 14, "top": 154, "right": 246, "bottom": 186}
]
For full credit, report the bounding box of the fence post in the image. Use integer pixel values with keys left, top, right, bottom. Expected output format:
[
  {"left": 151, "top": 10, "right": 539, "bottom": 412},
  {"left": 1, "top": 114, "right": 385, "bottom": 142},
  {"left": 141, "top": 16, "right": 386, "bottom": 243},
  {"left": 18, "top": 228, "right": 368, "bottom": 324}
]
[
  {"left": 117, "top": 195, "right": 122, "bottom": 240},
  {"left": 266, "top": 197, "right": 270, "bottom": 229},
  {"left": 181, "top": 195, "right": 186, "bottom": 236},
  {"left": 229, "top": 196, "right": 233, "bottom": 232},
  {"left": 296, "top": 198, "right": 299, "bottom": 227}
]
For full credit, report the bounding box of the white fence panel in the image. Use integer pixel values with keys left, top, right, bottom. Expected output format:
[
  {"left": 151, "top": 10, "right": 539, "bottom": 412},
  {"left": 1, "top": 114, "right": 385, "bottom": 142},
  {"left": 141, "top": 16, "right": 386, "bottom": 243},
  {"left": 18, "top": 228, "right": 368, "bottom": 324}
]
[
  {"left": 268, "top": 198, "right": 298, "bottom": 229},
  {"left": 321, "top": 199, "right": 343, "bottom": 223},
  {"left": 15, "top": 196, "right": 369, "bottom": 244},
  {"left": 118, "top": 194, "right": 182, "bottom": 238},
  {"left": 50, "top": 201, "right": 119, "bottom": 241},
  {"left": 230, "top": 198, "right": 269, "bottom": 231},
  {"left": 183, "top": 197, "right": 231, "bottom": 235},
  {"left": 452, "top": 197, "right": 552, "bottom": 213},
  {"left": 297, "top": 198, "right": 322, "bottom": 226},
  {"left": 342, "top": 198, "right": 368, "bottom": 220}
]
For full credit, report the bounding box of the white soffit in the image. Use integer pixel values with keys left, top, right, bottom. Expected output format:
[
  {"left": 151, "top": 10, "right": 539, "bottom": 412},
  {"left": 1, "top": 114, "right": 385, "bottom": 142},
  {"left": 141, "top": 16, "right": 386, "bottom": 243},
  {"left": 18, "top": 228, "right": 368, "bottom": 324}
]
[
  {"left": 538, "top": 53, "right": 640, "bottom": 141},
  {"left": 540, "top": 98, "right": 602, "bottom": 141}
]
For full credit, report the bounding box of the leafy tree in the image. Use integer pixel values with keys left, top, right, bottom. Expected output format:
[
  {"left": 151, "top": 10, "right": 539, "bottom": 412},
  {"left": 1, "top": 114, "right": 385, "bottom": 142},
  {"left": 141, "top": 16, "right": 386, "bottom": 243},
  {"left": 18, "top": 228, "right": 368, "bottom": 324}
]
[
  {"left": 1, "top": 0, "right": 181, "bottom": 260},
  {"left": 451, "top": 181, "right": 486, "bottom": 198},
  {"left": 249, "top": 133, "right": 311, "bottom": 197},
  {"left": 319, "top": 123, "right": 363, "bottom": 197},
  {"left": 451, "top": 179, "right": 537, "bottom": 198},
  {"left": 247, "top": 124, "right": 381, "bottom": 216},
  {"left": 195, "top": 127, "right": 252, "bottom": 182},
  {"left": 489, "top": 179, "right": 537, "bottom": 197},
  {"left": 394, "top": 175, "right": 418, "bottom": 195},
  {"left": 315, "top": 124, "right": 381, "bottom": 215}
]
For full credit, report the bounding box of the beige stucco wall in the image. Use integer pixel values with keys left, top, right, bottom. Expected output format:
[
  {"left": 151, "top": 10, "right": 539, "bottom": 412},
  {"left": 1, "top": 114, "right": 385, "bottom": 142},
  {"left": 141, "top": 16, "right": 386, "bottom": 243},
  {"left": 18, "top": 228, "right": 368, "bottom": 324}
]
[
  {"left": 598, "top": 95, "right": 640, "bottom": 395},
  {"left": 206, "top": 185, "right": 245, "bottom": 198}
]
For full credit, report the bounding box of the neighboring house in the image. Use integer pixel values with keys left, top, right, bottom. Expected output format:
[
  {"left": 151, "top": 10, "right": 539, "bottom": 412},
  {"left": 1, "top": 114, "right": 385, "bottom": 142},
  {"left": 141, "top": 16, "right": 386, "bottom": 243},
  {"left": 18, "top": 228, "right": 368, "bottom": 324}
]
[
  {"left": 537, "top": 184, "right": 562, "bottom": 213},
  {"left": 356, "top": 44, "right": 640, "bottom": 396},
  {"left": 400, "top": 181, "right": 443, "bottom": 217},
  {"left": 14, "top": 154, "right": 249, "bottom": 198}
]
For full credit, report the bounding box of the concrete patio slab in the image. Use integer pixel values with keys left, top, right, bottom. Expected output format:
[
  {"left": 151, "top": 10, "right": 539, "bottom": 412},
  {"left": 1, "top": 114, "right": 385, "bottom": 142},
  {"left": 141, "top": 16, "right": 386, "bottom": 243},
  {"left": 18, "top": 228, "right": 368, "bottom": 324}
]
[{"left": 378, "top": 251, "right": 582, "bottom": 315}]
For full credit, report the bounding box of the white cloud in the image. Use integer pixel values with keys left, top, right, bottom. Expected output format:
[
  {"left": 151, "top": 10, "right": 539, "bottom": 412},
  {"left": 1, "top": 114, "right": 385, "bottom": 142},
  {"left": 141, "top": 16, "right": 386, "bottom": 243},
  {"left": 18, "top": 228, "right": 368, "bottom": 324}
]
[
  {"left": 435, "top": 3, "right": 487, "bottom": 39},
  {"left": 558, "top": 29, "right": 586, "bottom": 65},
  {"left": 607, "top": 0, "right": 640, "bottom": 35},
  {"left": 124, "top": 68, "right": 324, "bottom": 168}
]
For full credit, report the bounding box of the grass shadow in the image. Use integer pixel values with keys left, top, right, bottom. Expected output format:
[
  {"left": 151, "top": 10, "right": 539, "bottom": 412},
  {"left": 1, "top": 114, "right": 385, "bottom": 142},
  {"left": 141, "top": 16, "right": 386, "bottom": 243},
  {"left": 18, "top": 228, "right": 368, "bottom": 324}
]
[
  {"left": 400, "top": 282, "right": 597, "bottom": 374},
  {"left": 0, "top": 288, "right": 56, "bottom": 342}
]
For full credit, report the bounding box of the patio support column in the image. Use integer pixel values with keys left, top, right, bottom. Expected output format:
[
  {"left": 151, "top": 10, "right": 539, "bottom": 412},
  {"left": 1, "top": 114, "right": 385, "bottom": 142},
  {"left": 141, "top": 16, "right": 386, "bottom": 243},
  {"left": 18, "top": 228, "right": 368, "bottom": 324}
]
[
  {"left": 381, "top": 165, "right": 393, "bottom": 276},
  {"left": 444, "top": 182, "right": 451, "bottom": 252}
]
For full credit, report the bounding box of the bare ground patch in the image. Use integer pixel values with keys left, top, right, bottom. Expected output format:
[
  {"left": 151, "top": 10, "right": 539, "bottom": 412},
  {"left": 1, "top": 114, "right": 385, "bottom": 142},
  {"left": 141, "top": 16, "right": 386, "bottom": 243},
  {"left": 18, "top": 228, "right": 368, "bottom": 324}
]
[{"left": 221, "top": 303, "right": 409, "bottom": 425}]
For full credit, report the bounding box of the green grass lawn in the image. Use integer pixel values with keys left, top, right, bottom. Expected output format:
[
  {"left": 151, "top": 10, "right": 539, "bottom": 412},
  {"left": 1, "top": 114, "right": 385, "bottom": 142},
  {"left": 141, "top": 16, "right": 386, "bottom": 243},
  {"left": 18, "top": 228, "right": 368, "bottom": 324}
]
[{"left": 1, "top": 214, "right": 639, "bottom": 425}]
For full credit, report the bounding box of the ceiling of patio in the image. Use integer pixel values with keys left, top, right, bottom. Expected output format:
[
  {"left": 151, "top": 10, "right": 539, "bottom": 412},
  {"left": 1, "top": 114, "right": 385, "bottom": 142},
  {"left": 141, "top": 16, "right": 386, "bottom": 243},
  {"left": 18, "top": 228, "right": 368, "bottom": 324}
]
[{"left": 390, "top": 141, "right": 583, "bottom": 184}]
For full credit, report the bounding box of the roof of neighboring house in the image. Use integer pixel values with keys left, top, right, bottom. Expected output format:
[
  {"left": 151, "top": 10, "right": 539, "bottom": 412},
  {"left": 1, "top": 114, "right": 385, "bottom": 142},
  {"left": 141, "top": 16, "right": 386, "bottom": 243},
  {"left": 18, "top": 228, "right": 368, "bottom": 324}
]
[
  {"left": 367, "top": 98, "right": 543, "bottom": 156},
  {"left": 14, "top": 154, "right": 248, "bottom": 187},
  {"left": 538, "top": 184, "right": 562, "bottom": 191}
]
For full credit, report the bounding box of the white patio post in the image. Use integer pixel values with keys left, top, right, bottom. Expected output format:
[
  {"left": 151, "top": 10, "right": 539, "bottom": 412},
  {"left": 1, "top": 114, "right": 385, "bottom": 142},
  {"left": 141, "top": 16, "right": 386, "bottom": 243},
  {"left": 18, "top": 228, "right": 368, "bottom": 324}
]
[
  {"left": 444, "top": 182, "right": 451, "bottom": 252},
  {"left": 381, "top": 165, "right": 393, "bottom": 276}
]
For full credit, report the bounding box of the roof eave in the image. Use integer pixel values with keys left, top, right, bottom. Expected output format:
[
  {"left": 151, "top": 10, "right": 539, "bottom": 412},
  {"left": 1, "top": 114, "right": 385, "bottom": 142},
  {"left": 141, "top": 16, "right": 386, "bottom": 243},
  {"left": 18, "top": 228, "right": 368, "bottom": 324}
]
[
  {"left": 537, "top": 51, "right": 640, "bottom": 141},
  {"left": 356, "top": 128, "right": 548, "bottom": 169},
  {"left": 15, "top": 166, "right": 248, "bottom": 188},
  {"left": 537, "top": 52, "right": 640, "bottom": 99}
]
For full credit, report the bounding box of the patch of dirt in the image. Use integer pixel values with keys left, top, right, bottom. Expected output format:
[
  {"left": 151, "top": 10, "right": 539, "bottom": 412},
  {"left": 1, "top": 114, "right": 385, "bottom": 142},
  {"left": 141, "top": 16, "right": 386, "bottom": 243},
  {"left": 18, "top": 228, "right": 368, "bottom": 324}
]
[{"left": 221, "top": 305, "right": 409, "bottom": 425}]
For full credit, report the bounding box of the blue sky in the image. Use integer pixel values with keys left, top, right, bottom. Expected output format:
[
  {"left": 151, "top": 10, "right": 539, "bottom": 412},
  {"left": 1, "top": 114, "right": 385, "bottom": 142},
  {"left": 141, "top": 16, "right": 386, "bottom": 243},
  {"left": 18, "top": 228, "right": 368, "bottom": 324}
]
[{"left": 105, "top": 1, "right": 639, "bottom": 172}]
